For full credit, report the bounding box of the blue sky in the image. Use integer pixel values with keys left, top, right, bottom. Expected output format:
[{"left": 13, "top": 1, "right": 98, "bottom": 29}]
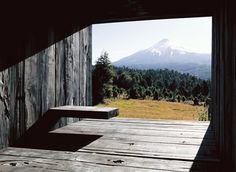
[{"left": 92, "top": 17, "right": 212, "bottom": 64}]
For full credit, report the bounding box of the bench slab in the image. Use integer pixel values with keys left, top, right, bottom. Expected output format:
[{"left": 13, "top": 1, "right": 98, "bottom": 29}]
[{"left": 49, "top": 106, "right": 119, "bottom": 119}]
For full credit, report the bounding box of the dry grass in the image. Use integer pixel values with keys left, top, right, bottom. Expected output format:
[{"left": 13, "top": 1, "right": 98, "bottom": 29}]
[{"left": 98, "top": 99, "right": 207, "bottom": 120}]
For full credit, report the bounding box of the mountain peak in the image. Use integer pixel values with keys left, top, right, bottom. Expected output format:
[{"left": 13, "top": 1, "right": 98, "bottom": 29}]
[
  {"left": 113, "top": 39, "right": 211, "bottom": 79},
  {"left": 159, "top": 38, "right": 170, "bottom": 44},
  {"left": 153, "top": 39, "right": 170, "bottom": 47},
  {"left": 148, "top": 39, "right": 192, "bottom": 55},
  {"left": 149, "top": 39, "right": 173, "bottom": 51}
]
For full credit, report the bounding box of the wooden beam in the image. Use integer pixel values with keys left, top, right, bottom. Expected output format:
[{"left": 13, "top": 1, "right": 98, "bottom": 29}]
[{"left": 49, "top": 106, "right": 119, "bottom": 119}]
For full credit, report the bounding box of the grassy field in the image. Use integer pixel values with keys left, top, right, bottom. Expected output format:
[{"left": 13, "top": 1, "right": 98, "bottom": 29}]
[{"left": 98, "top": 99, "right": 208, "bottom": 121}]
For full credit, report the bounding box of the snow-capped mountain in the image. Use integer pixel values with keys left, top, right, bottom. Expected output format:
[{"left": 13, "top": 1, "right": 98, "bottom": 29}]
[{"left": 113, "top": 39, "right": 211, "bottom": 79}]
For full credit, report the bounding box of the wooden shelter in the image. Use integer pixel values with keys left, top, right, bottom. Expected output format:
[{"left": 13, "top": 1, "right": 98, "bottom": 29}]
[{"left": 0, "top": 0, "right": 235, "bottom": 171}]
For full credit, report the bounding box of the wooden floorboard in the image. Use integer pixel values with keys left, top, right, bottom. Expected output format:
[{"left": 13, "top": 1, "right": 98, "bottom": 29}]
[
  {"left": 0, "top": 118, "right": 220, "bottom": 172},
  {"left": 54, "top": 124, "right": 214, "bottom": 139}
]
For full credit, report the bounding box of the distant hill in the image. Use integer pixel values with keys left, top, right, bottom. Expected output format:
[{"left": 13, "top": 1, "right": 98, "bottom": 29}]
[{"left": 113, "top": 39, "right": 211, "bottom": 80}]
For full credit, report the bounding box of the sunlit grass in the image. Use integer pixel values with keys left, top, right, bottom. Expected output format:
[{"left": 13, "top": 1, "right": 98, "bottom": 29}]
[{"left": 98, "top": 99, "right": 207, "bottom": 120}]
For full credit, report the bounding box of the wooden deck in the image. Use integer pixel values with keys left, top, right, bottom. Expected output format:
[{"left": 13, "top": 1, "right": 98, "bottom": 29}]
[{"left": 0, "top": 118, "right": 220, "bottom": 172}]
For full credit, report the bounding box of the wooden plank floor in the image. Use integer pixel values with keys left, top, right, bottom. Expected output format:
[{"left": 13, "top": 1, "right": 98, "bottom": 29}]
[{"left": 0, "top": 118, "right": 220, "bottom": 172}]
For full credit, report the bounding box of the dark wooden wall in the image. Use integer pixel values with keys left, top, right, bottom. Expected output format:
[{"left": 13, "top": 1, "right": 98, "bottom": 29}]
[
  {"left": 211, "top": 0, "right": 236, "bottom": 170},
  {"left": 221, "top": 1, "right": 236, "bottom": 170},
  {"left": 0, "top": 26, "right": 92, "bottom": 149}
]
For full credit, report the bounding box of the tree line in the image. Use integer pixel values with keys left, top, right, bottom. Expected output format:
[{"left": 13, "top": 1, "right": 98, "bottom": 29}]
[{"left": 93, "top": 52, "right": 210, "bottom": 105}]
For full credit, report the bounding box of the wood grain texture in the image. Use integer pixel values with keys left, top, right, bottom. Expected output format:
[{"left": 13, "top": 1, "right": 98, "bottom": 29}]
[
  {"left": 0, "top": 118, "right": 220, "bottom": 171},
  {"left": 49, "top": 106, "right": 118, "bottom": 119},
  {"left": 24, "top": 45, "right": 56, "bottom": 128},
  {"left": 0, "top": 26, "right": 92, "bottom": 149},
  {"left": 211, "top": 1, "right": 236, "bottom": 170}
]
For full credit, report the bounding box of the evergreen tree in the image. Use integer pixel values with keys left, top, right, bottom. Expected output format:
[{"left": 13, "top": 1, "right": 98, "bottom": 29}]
[
  {"left": 201, "top": 80, "right": 209, "bottom": 96},
  {"left": 92, "top": 52, "right": 114, "bottom": 105},
  {"left": 145, "top": 88, "right": 152, "bottom": 97},
  {"left": 177, "top": 95, "right": 181, "bottom": 102},
  {"left": 116, "top": 72, "right": 133, "bottom": 90},
  {"left": 193, "top": 97, "right": 199, "bottom": 105},
  {"left": 192, "top": 84, "right": 201, "bottom": 97},
  {"left": 153, "top": 89, "right": 160, "bottom": 100},
  {"left": 95, "top": 66, "right": 211, "bottom": 104},
  {"left": 112, "top": 86, "right": 119, "bottom": 98},
  {"left": 138, "top": 86, "right": 146, "bottom": 99},
  {"left": 129, "top": 85, "right": 139, "bottom": 99}
]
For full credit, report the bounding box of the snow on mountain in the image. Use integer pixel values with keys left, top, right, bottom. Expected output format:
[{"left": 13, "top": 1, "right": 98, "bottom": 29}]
[
  {"left": 147, "top": 39, "right": 194, "bottom": 56},
  {"left": 113, "top": 39, "right": 211, "bottom": 79}
]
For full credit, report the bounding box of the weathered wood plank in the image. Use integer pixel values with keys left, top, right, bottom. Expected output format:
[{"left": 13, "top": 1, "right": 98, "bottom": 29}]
[
  {"left": 0, "top": 26, "right": 92, "bottom": 149},
  {"left": 49, "top": 106, "right": 119, "bottom": 119},
  {"left": 79, "top": 27, "right": 92, "bottom": 106},
  {"left": 55, "top": 124, "right": 214, "bottom": 139},
  {"left": 85, "top": 118, "right": 211, "bottom": 126},
  {"left": 0, "top": 154, "right": 169, "bottom": 172},
  {"left": 71, "top": 31, "right": 80, "bottom": 124},
  {"left": 0, "top": 148, "right": 219, "bottom": 172},
  {"left": 24, "top": 45, "right": 55, "bottom": 129},
  {"left": 0, "top": 69, "right": 10, "bottom": 149},
  {"left": 52, "top": 125, "right": 216, "bottom": 148},
  {"left": 51, "top": 129, "right": 216, "bottom": 146},
  {"left": 55, "top": 38, "right": 67, "bottom": 128},
  {"left": 71, "top": 121, "right": 212, "bottom": 132},
  {"left": 82, "top": 118, "right": 210, "bottom": 126},
  {"left": 0, "top": 118, "right": 219, "bottom": 171},
  {"left": 79, "top": 138, "right": 216, "bottom": 160}
]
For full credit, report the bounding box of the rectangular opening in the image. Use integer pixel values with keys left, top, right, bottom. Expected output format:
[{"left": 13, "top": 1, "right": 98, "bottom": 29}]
[
  {"left": 91, "top": 16, "right": 219, "bottom": 171},
  {"left": 92, "top": 17, "right": 212, "bottom": 121}
]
